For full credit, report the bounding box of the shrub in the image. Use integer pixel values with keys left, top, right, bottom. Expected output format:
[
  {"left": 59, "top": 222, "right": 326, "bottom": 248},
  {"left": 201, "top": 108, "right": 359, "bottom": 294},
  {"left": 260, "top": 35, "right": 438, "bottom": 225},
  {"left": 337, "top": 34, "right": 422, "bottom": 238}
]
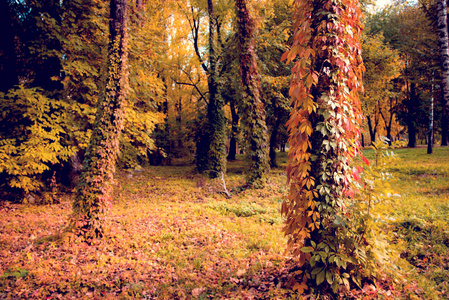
[{"left": 0, "top": 86, "right": 73, "bottom": 198}]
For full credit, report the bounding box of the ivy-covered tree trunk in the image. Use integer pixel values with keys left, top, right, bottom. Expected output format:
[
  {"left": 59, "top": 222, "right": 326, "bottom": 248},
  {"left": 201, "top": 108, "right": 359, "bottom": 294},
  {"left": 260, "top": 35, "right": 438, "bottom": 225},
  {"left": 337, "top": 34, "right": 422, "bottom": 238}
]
[
  {"left": 236, "top": 0, "right": 270, "bottom": 187},
  {"left": 281, "top": 0, "right": 366, "bottom": 291},
  {"left": 69, "top": 0, "right": 128, "bottom": 241},
  {"left": 196, "top": 0, "right": 226, "bottom": 177},
  {"left": 437, "top": 0, "right": 449, "bottom": 124}
]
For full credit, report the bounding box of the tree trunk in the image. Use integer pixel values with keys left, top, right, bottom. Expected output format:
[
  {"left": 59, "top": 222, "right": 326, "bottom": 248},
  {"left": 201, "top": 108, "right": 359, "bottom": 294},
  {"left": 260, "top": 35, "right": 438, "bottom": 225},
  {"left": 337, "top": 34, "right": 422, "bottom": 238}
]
[
  {"left": 442, "top": 98, "right": 448, "bottom": 146},
  {"left": 269, "top": 110, "right": 282, "bottom": 168},
  {"left": 366, "top": 115, "right": 376, "bottom": 144},
  {"left": 70, "top": 0, "right": 128, "bottom": 241},
  {"left": 407, "top": 84, "right": 418, "bottom": 148},
  {"left": 437, "top": 0, "right": 449, "bottom": 129},
  {"left": 227, "top": 98, "right": 239, "bottom": 161},
  {"left": 408, "top": 121, "right": 417, "bottom": 147},
  {"left": 281, "top": 0, "right": 365, "bottom": 281},
  {"left": 428, "top": 80, "right": 434, "bottom": 154},
  {"left": 196, "top": 0, "right": 227, "bottom": 176},
  {"left": 236, "top": 0, "right": 270, "bottom": 187},
  {"left": 386, "top": 98, "right": 395, "bottom": 145},
  {"left": 269, "top": 125, "right": 279, "bottom": 168}
]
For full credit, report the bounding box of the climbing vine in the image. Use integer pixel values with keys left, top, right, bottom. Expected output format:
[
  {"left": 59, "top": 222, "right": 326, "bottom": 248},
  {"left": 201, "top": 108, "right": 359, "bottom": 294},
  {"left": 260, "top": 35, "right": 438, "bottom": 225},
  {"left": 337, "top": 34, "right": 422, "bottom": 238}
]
[
  {"left": 281, "top": 0, "right": 367, "bottom": 292},
  {"left": 69, "top": 0, "right": 129, "bottom": 241},
  {"left": 236, "top": 0, "right": 270, "bottom": 188}
]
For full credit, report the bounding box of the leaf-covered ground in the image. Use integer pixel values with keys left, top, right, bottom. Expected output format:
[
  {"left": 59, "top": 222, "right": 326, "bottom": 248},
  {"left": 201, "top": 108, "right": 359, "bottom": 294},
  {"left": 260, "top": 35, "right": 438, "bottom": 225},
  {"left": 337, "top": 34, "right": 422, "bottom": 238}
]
[{"left": 0, "top": 148, "right": 448, "bottom": 299}]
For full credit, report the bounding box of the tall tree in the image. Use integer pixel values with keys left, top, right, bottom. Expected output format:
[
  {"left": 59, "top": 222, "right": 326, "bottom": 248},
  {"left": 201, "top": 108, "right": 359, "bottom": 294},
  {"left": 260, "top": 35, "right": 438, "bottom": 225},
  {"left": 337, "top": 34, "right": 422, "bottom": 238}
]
[
  {"left": 189, "top": 0, "right": 228, "bottom": 175},
  {"left": 235, "top": 0, "right": 270, "bottom": 187},
  {"left": 281, "top": 0, "right": 368, "bottom": 291},
  {"left": 205, "top": 0, "right": 227, "bottom": 176},
  {"left": 70, "top": 0, "right": 129, "bottom": 240}
]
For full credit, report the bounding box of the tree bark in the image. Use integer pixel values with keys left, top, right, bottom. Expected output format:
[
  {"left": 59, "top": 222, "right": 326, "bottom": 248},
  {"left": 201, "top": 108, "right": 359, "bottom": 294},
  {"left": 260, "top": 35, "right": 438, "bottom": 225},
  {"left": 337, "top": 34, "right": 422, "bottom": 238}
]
[
  {"left": 227, "top": 98, "right": 239, "bottom": 161},
  {"left": 441, "top": 97, "right": 448, "bottom": 145},
  {"left": 269, "top": 110, "right": 282, "bottom": 168},
  {"left": 408, "top": 121, "right": 417, "bottom": 147},
  {"left": 195, "top": 0, "right": 227, "bottom": 176},
  {"left": 427, "top": 79, "right": 434, "bottom": 154},
  {"left": 70, "top": 0, "right": 128, "bottom": 241},
  {"left": 236, "top": 0, "right": 270, "bottom": 187},
  {"left": 407, "top": 84, "right": 418, "bottom": 148},
  {"left": 437, "top": 0, "right": 449, "bottom": 121},
  {"left": 366, "top": 114, "right": 377, "bottom": 144}
]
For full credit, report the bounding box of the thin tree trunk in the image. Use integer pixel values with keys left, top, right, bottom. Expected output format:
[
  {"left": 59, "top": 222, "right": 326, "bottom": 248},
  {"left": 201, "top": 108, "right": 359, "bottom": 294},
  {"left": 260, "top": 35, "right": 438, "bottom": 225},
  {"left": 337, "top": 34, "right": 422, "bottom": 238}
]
[
  {"left": 437, "top": 0, "right": 449, "bottom": 122},
  {"left": 236, "top": 0, "right": 270, "bottom": 187},
  {"left": 379, "top": 100, "right": 394, "bottom": 145},
  {"left": 366, "top": 115, "right": 376, "bottom": 144},
  {"left": 227, "top": 98, "right": 239, "bottom": 161},
  {"left": 428, "top": 79, "right": 434, "bottom": 154},
  {"left": 269, "top": 110, "right": 282, "bottom": 168},
  {"left": 408, "top": 84, "right": 418, "bottom": 148},
  {"left": 70, "top": 0, "right": 128, "bottom": 241}
]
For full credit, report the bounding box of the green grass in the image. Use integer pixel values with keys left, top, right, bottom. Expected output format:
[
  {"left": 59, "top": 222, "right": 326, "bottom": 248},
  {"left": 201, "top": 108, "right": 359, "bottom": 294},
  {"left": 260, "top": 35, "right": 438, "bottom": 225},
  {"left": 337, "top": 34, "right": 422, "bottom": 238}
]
[{"left": 0, "top": 148, "right": 448, "bottom": 299}]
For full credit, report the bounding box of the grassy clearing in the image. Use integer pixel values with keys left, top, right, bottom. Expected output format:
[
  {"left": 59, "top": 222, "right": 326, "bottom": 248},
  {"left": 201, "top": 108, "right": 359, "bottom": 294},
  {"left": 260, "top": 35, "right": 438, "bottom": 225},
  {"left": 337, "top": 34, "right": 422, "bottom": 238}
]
[{"left": 0, "top": 148, "right": 448, "bottom": 299}]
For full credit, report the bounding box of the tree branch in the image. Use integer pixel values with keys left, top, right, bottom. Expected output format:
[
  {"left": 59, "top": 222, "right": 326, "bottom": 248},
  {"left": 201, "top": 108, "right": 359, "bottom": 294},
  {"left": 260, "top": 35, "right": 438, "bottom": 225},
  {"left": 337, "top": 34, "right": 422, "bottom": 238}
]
[{"left": 170, "top": 76, "right": 207, "bottom": 105}]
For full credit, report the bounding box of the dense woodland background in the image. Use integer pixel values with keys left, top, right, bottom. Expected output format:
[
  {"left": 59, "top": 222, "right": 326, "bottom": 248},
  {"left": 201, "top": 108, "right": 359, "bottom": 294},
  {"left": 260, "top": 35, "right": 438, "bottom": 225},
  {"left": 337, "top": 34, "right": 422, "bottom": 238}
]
[
  {"left": 0, "top": 0, "right": 447, "bottom": 200},
  {"left": 1, "top": 0, "right": 449, "bottom": 298}
]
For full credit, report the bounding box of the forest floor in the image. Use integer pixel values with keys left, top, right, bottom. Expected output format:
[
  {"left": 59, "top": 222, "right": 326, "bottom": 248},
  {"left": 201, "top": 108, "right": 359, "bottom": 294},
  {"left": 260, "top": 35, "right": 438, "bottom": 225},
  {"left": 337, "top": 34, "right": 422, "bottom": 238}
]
[{"left": 0, "top": 147, "right": 448, "bottom": 299}]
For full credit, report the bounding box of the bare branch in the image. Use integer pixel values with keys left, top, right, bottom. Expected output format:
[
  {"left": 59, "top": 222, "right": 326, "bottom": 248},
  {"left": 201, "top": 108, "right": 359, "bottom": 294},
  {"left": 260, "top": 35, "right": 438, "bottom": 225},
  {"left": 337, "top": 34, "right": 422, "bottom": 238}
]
[
  {"left": 170, "top": 77, "right": 207, "bottom": 105},
  {"left": 207, "top": 170, "right": 231, "bottom": 198}
]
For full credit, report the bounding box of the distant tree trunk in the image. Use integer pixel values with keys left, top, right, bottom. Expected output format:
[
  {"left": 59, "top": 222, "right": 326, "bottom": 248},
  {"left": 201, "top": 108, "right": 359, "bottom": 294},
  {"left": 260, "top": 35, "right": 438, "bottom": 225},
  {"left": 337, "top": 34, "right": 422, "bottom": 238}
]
[
  {"left": 408, "top": 121, "right": 417, "bottom": 147},
  {"left": 0, "top": 0, "right": 18, "bottom": 93},
  {"left": 437, "top": 0, "right": 449, "bottom": 138},
  {"left": 269, "top": 110, "right": 282, "bottom": 168},
  {"left": 407, "top": 84, "right": 418, "bottom": 148},
  {"left": 428, "top": 80, "right": 434, "bottom": 154},
  {"left": 227, "top": 98, "right": 239, "bottom": 161},
  {"left": 442, "top": 99, "right": 448, "bottom": 146},
  {"left": 236, "top": 0, "right": 270, "bottom": 187},
  {"left": 379, "top": 98, "right": 395, "bottom": 145},
  {"left": 70, "top": 0, "right": 128, "bottom": 241},
  {"left": 366, "top": 115, "right": 377, "bottom": 144}
]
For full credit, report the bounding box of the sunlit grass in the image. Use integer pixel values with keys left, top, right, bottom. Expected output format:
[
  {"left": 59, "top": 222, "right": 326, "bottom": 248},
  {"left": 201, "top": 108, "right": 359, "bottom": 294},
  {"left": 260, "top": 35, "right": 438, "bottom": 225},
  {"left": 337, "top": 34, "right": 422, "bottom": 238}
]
[{"left": 0, "top": 148, "right": 447, "bottom": 298}]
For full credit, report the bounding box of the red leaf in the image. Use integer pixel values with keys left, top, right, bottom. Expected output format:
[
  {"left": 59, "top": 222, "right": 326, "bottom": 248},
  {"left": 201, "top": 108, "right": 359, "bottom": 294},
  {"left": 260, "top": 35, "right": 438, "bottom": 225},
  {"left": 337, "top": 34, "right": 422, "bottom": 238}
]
[{"left": 361, "top": 155, "right": 369, "bottom": 166}]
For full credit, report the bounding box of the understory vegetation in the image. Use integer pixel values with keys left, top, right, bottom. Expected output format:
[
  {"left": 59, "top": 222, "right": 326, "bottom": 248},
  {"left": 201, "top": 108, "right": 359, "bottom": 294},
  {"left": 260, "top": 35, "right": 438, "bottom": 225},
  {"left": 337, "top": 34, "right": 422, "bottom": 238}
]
[{"left": 0, "top": 147, "right": 448, "bottom": 299}]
